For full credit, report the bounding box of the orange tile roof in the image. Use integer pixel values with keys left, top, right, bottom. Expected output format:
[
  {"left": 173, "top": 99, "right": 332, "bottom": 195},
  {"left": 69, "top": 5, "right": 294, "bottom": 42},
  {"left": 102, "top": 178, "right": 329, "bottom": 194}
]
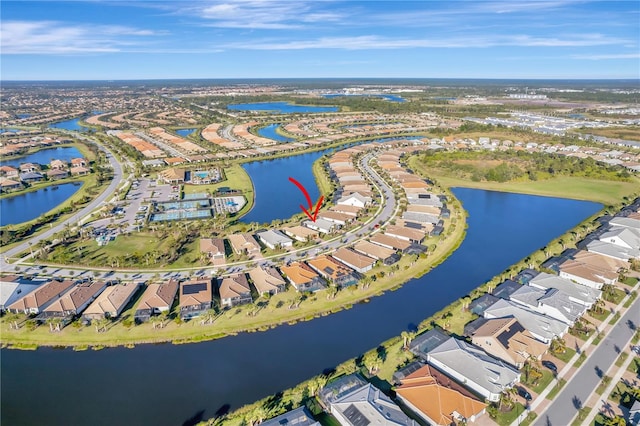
[{"left": 397, "top": 365, "right": 486, "bottom": 425}]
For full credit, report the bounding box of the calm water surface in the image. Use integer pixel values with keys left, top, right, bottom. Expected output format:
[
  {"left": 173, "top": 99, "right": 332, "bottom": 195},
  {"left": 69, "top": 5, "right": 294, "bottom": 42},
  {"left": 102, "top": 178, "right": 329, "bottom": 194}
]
[
  {"left": 0, "top": 146, "right": 83, "bottom": 168},
  {"left": 175, "top": 128, "right": 196, "bottom": 137},
  {"left": 257, "top": 124, "right": 295, "bottom": 143},
  {"left": 0, "top": 189, "right": 601, "bottom": 426},
  {"left": 322, "top": 94, "right": 406, "bottom": 102},
  {"left": 0, "top": 182, "right": 83, "bottom": 226},
  {"left": 228, "top": 102, "right": 338, "bottom": 113},
  {"left": 49, "top": 117, "right": 90, "bottom": 132}
]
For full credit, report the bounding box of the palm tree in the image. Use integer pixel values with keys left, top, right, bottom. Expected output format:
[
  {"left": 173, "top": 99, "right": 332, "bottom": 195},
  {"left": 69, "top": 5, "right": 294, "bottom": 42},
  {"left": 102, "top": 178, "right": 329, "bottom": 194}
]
[
  {"left": 550, "top": 336, "right": 567, "bottom": 355},
  {"left": 603, "top": 415, "right": 626, "bottom": 426},
  {"left": 461, "top": 297, "right": 471, "bottom": 312},
  {"left": 5, "top": 313, "right": 21, "bottom": 330},
  {"left": 401, "top": 331, "right": 410, "bottom": 350},
  {"left": 362, "top": 351, "right": 380, "bottom": 375},
  {"left": 499, "top": 388, "right": 517, "bottom": 411}
]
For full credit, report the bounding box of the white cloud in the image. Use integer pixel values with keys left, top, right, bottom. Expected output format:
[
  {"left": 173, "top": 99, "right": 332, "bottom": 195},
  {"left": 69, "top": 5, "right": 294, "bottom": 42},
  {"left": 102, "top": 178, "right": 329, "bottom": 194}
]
[
  {"left": 1, "top": 20, "right": 163, "bottom": 54},
  {"left": 571, "top": 53, "right": 640, "bottom": 60},
  {"left": 224, "top": 33, "right": 628, "bottom": 50}
]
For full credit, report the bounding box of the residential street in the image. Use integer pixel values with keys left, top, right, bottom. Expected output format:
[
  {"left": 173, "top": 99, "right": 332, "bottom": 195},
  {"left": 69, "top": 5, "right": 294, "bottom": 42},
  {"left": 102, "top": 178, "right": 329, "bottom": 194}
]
[
  {"left": 1, "top": 132, "right": 125, "bottom": 264},
  {"left": 533, "top": 294, "right": 640, "bottom": 426}
]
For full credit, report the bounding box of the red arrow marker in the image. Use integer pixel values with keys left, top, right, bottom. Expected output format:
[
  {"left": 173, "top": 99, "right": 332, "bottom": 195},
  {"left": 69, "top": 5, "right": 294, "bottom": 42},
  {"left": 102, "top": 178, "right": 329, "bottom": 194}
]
[{"left": 289, "top": 177, "right": 323, "bottom": 222}]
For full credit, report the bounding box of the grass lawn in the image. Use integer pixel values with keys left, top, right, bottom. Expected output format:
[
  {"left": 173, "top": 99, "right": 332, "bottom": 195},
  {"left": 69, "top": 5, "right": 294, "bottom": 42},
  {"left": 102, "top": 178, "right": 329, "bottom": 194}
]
[
  {"left": 552, "top": 347, "right": 576, "bottom": 364},
  {"left": 621, "top": 276, "right": 639, "bottom": 286},
  {"left": 595, "top": 376, "right": 612, "bottom": 395},
  {"left": 608, "top": 379, "right": 632, "bottom": 404},
  {"left": 604, "top": 287, "right": 627, "bottom": 305},
  {"left": 624, "top": 291, "right": 637, "bottom": 308},
  {"left": 312, "top": 157, "right": 333, "bottom": 198},
  {"left": 592, "top": 413, "right": 609, "bottom": 426},
  {"left": 546, "top": 378, "right": 567, "bottom": 400},
  {"left": 571, "top": 407, "right": 592, "bottom": 426},
  {"left": 407, "top": 156, "right": 639, "bottom": 205},
  {"left": 628, "top": 357, "right": 640, "bottom": 375},
  {"left": 494, "top": 403, "right": 526, "bottom": 426},
  {"left": 528, "top": 369, "right": 554, "bottom": 394},
  {"left": 615, "top": 352, "right": 629, "bottom": 367},
  {"left": 520, "top": 412, "right": 538, "bottom": 426}
]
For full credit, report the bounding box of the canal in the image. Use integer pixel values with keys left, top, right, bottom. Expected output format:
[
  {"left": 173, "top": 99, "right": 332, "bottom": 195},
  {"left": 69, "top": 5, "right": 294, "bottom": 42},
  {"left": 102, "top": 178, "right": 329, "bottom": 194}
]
[{"left": 0, "top": 189, "right": 602, "bottom": 426}]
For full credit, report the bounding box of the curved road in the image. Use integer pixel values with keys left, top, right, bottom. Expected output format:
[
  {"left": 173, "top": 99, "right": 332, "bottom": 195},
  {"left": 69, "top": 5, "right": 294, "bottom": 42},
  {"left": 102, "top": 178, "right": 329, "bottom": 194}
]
[
  {"left": 6, "top": 146, "right": 403, "bottom": 283},
  {"left": 1, "top": 132, "right": 125, "bottom": 263}
]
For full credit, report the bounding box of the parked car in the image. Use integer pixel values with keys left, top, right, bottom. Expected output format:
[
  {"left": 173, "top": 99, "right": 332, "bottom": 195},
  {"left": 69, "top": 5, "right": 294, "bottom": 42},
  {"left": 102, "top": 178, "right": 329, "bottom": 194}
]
[
  {"left": 542, "top": 360, "right": 558, "bottom": 373},
  {"left": 516, "top": 386, "right": 532, "bottom": 401}
]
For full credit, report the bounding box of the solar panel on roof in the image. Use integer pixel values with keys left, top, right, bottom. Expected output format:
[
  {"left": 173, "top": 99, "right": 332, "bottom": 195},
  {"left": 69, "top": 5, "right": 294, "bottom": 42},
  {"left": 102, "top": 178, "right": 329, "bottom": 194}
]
[
  {"left": 183, "top": 283, "right": 207, "bottom": 294},
  {"left": 323, "top": 266, "right": 334, "bottom": 275},
  {"left": 343, "top": 404, "right": 370, "bottom": 426}
]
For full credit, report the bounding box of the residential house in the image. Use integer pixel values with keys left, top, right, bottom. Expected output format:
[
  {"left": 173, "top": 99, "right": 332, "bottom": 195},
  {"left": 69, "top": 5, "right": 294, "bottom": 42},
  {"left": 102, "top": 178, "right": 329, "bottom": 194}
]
[
  {"left": 47, "top": 169, "right": 69, "bottom": 180},
  {"left": 40, "top": 280, "right": 107, "bottom": 319},
  {"left": 83, "top": 281, "right": 141, "bottom": 320},
  {"left": 70, "top": 166, "right": 90, "bottom": 176},
  {"left": 329, "top": 204, "right": 362, "bottom": 217},
  {"left": 0, "top": 165, "right": 19, "bottom": 178},
  {"left": 353, "top": 240, "right": 400, "bottom": 265},
  {"left": 609, "top": 216, "right": 640, "bottom": 231},
  {"left": 396, "top": 364, "right": 487, "bottom": 426},
  {"left": 200, "top": 238, "right": 226, "bottom": 263},
  {"left": 247, "top": 265, "right": 286, "bottom": 296},
  {"left": 509, "top": 285, "right": 586, "bottom": 325},
  {"left": 0, "top": 275, "right": 47, "bottom": 311},
  {"left": 307, "top": 255, "right": 359, "bottom": 288},
  {"left": 261, "top": 407, "right": 319, "bottom": 426},
  {"left": 470, "top": 318, "right": 548, "bottom": 368},
  {"left": 19, "top": 163, "right": 39, "bottom": 173},
  {"left": 369, "top": 233, "right": 412, "bottom": 252},
  {"left": 528, "top": 272, "right": 601, "bottom": 307},
  {"left": 219, "top": 273, "right": 252, "bottom": 308},
  {"left": 281, "top": 225, "right": 319, "bottom": 242},
  {"left": 303, "top": 218, "right": 335, "bottom": 234},
  {"left": 134, "top": 279, "right": 179, "bottom": 322},
  {"left": 336, "top": 192, "right": 372, "bottom": 208},
  {"left": 19, "top": 171, "right": 43, "bottom": 183},
  {"left": 179, "top": 278, "right": 212, "bottom": 319},
  {"left": 280, "top": 262, "right": 326, "bottom": 292},
  {"left": 319, "top": 374, "right": 416, "bottom": 426},
  {"left": 7, "top": 279, "right": 76, "bottom": 314},
  {"left": 49, "top": 159, "right": 66, "bottom": 170},
  {"left": 425, "top": 337, "right": 521, "bottom": 402},
  {"left": 256, "top": 229, "right": 293, "bottom": 250},
  {"left": 385, "top": 225, "right": 426, "bottom": 243},
  {"left": 332, "top": 247, "right": 376, "bottom": 273},
  {"left": 0, "top": 178, "right": 22, "bottom": 192},
  {"left": 559, "top": 250, "right": 627, "bottom": 289},
  {"left": 483, "top": 299, "right": 568, "bottom": 344},
  {"left": 317, "top": 211, "right": 352, "bottom": 226},
  {"left": 228, "top": 233, "right": 261, "bottom": 256},
  {"left": 71, "top": 157, "right": 87, "bottom": 167},
  {"left": 599, "top": 227, "right": 640, "bottom": 251},
  {"left": 587, "top": 240, "right": 639, "bottom": 261}
]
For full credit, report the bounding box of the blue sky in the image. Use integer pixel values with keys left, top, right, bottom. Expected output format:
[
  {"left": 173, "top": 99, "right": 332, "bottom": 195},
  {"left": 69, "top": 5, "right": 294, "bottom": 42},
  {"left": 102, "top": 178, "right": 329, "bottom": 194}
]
[{"left": 1, "top": 1, "right": 639, "bottom": 80}]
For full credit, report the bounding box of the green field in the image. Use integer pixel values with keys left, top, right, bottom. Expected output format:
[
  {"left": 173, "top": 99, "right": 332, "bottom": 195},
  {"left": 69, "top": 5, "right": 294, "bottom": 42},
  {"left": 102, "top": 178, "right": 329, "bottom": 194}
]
[{"left": 407, "top": 157, "right": 639, "bottom": 205}]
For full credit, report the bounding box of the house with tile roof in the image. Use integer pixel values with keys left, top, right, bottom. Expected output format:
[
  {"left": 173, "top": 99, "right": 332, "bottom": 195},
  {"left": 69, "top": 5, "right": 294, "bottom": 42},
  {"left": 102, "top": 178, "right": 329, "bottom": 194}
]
[
  {"left": 134, "top": 279, "right": 180, "bottom": 322},
  {"left": 396, "top": 364, "right": 486, "bottom": 426},
  {"left": 332, "top": 247, "right": 376, "bottom": 273},
  {"left": 280, "top": 262, "right": 326, "bottom": 292},
  {"left": 247, "top": 265, "right": 286, "bottom": 296},
  {"left": 7, "top": 279, "right": 77, "bottom": 314},
  {"left": 40, "top": 280, "right": 107, "bottom": 319},
  {"left": 179, "top": 278, "right": 212, "bottom": 319},
  {"left": 228, "top": 233, "right": 261, "bottom": 256},
  {"left": 83, "top": 281, "right": 141, "bottom": 320},
  {"left": 471, "top": 317, "right": 548, "bottom": 368},
  {"left": 218, "top": 273, "right": 252, "bottom": 308},
  {"left": 307, "top": 255, "right": 359, "bottom": 288},
  {"left": 200, "top": 238, "right": 226, "bottom": 263},
  {"left": 426, "top": 337, "right": 521, "bottom": 402}
]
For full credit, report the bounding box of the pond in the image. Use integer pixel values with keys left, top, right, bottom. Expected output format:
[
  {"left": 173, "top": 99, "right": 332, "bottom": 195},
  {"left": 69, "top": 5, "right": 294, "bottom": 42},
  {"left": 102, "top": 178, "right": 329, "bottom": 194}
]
[
  {"left": 228, "top": 102, "right": 338, "bottom": 114},
  {"left": 322, "top": 94, "right": 406, "bottom": 102},
  {"left": 0, "top": 182, "right": 83, "bottom": 226},
  {"left": 0, "top": 146, "right": 83, "bottom": 169},
  {"left": 49, "top": 117, "right": 90, "bottom": 132},
  {"left": 175, "top": 128, "right": 197, "bottom": 137},
  {"left": 257, "top": 123, "right": 295, "bottom": 143},
  {"left": 0, "top": 189, "right": 602, "bottom": 426}
]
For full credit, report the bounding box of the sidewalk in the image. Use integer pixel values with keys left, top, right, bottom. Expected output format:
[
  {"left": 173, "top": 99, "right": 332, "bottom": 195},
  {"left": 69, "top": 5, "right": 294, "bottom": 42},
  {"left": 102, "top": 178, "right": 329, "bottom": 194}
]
[{"left": 510, "top": 280, "right": 640, "bottom": 426}]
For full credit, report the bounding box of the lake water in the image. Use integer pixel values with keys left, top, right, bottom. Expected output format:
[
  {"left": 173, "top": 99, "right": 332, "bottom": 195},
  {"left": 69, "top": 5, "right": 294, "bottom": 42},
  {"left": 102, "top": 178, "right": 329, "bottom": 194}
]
[
  {"left": 228, "top": 102, "right": 338, "bottom": 114},
  {"left": 322, "top": 94, "right": 406, "bottom": 102},
  {"left": 0, "top": 182, "right": 83, "bottom": 226},
  {"left": 175, "top": 128, "right": 196, "bottom": 137},
  {"left": 241, "top": 136, "right": 425, "bottom": 224},
  {"left": 49, "top": 117, "right": 90, "bottom": 132},
  {"left": 257, "top": 123, "right": 295, "bottom": 143},
  {"left": 0, "top": 189, "right": 602, "bottom": 426},
  {"left": 0, "top": 146, "right": 83, "bottom": 168}
]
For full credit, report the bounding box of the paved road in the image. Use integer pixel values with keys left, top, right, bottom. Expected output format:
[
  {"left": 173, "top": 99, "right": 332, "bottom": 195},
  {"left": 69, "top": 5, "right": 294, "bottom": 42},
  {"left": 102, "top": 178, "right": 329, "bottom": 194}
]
[
  {"left": 534, "top": 295, "right": 640, "bottom": 426},
  {"left": 1, "top": 132, "right": 124, "bottom": 263}
]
